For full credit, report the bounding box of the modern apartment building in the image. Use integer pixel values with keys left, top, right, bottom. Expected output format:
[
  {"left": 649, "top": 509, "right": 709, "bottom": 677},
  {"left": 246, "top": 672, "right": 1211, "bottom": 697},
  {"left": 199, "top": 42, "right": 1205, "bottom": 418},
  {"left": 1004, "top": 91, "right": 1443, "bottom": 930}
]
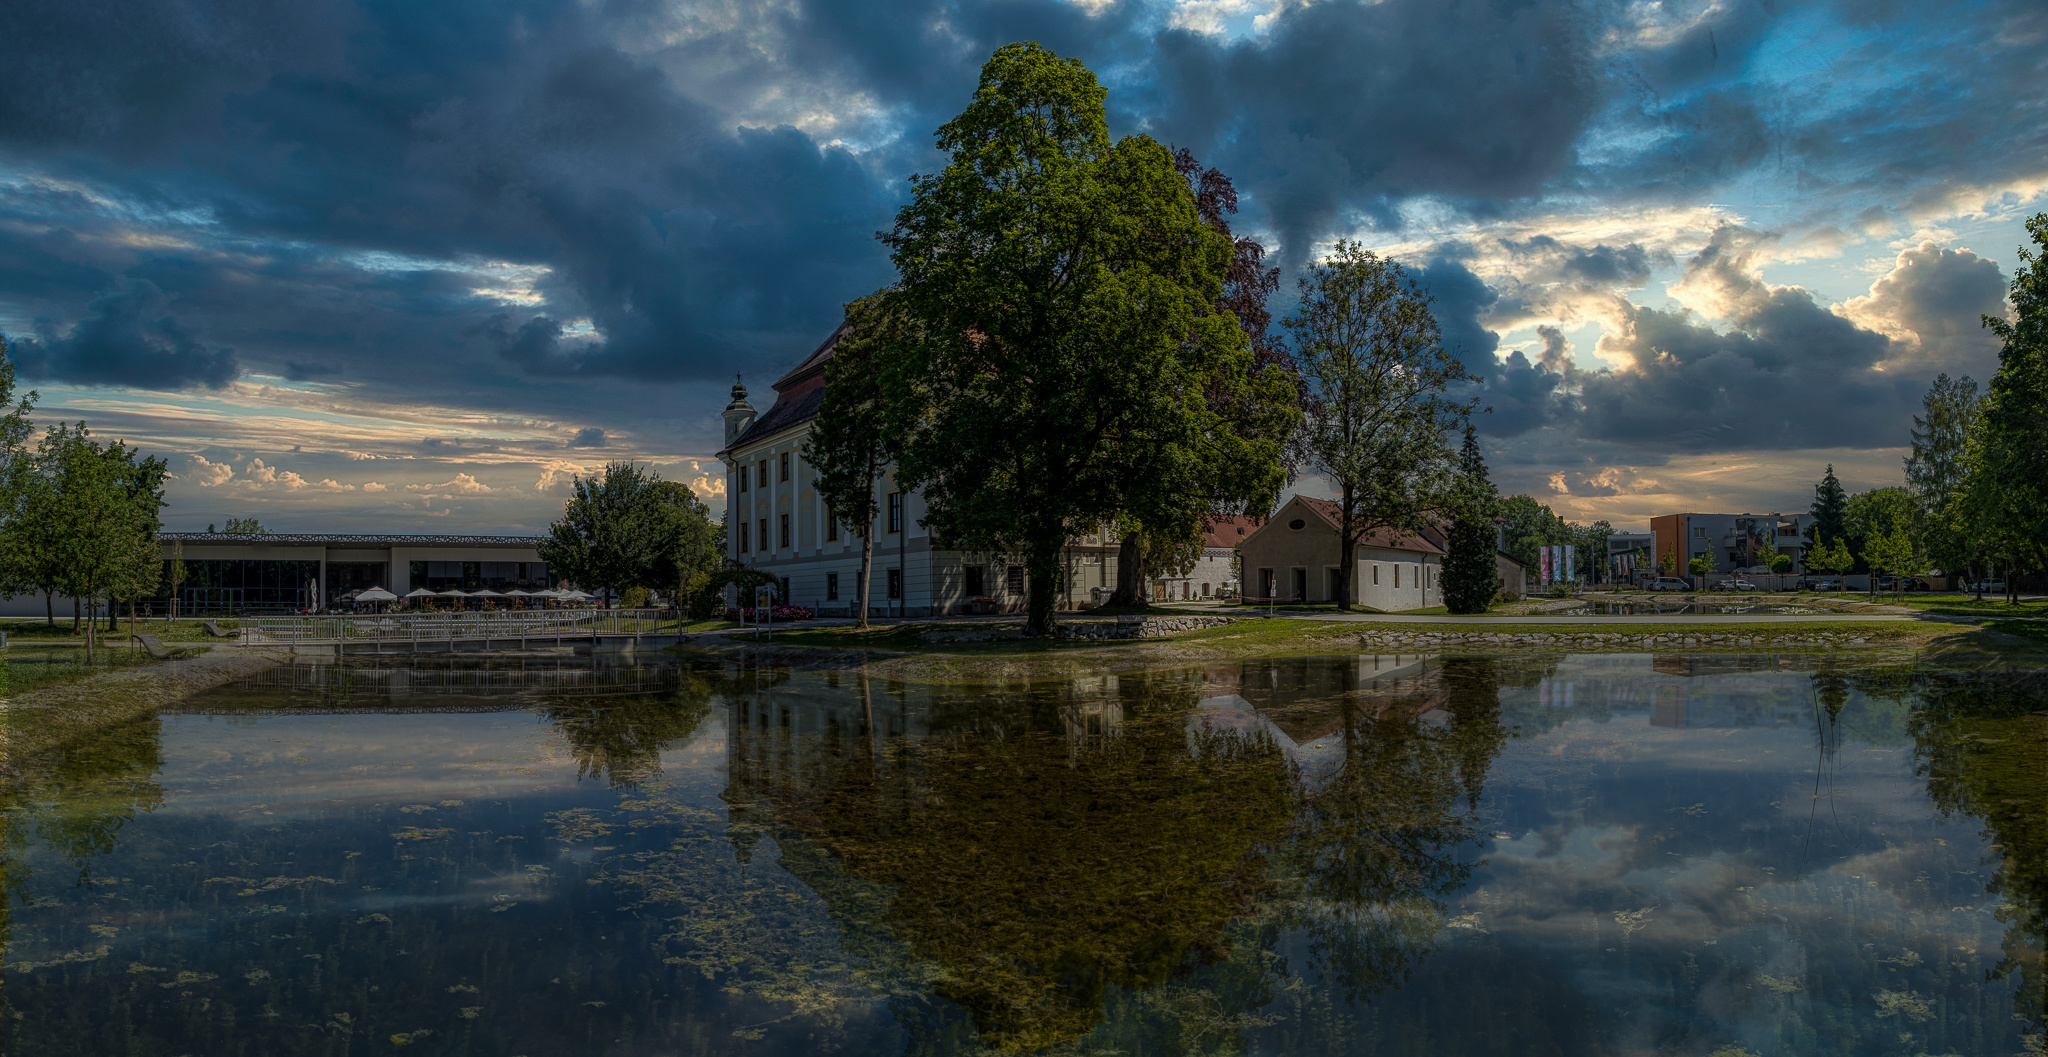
[{"left": 1647, "top": 512, "right": 1815, "bottom": 577}]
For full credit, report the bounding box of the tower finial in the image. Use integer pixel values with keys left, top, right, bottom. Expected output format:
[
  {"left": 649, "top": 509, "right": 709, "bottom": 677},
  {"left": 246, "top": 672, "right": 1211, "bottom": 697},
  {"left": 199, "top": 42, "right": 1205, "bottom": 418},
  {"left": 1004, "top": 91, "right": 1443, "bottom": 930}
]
[{"left": 730, "top": 372, "right": 747, "bottom": 403}]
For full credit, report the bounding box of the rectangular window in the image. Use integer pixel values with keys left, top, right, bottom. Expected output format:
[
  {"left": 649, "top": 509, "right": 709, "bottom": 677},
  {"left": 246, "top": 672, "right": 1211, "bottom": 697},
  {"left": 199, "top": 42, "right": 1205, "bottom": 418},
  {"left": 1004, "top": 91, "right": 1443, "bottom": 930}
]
[
  {"left": 1372, "top": 564, "right": 1379, "bottom": 586},
  {"left": 887, "top": 568, "right": 903, "bottom": 599},
  {"left": 758, "top": 518, "right": 768, "bottom": 552},
  {"left": 887, "top": 492, "right": 903, "bottom": 534},
  {"left": 738, "top": 520, "right": 749, "bottom": 554},
  {"left": 826, "top": 572, "right": 839, "bottom": 600},
  {"left": 759, "top": 461, "right": 769, "bottom": 489},
  {"left": 780, "top": 576, "right": 790, "bottom": 601},
  {"left": 825, "top": 510, "right": 839, "bottom": 542},
  {"left": 1693, "top": 526, "right": 1707, "bottom": 538},
  {"left": 779, "top": 512, "right": 790, "bottom": 549},
  {"left": 965, "top": 566, "right": 985, "bottom": 597},
  {"left": 737, "top": 465, "right": 748, "bottom": 492},
  {"left": 1394, "top": 565, "right": 1401, "bottom": 589},
  {"left": 1006, "top": 565, "right": 1025, "bottom": 596},
  {"left": 779, "top": 452, "right": 790, "bottom": 482}
]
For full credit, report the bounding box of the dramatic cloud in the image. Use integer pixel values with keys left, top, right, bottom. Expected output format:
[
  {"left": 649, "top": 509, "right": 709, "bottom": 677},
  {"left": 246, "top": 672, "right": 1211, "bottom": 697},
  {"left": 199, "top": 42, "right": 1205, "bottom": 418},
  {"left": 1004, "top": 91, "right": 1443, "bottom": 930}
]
[{"left": 0, "top": 0, "right": 2040, "bottom": 529}]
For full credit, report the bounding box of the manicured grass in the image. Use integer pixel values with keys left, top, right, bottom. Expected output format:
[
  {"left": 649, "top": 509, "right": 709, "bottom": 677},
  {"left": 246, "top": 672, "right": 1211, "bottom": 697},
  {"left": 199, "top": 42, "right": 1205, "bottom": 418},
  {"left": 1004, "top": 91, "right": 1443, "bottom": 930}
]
[
  {"left": 0, "top": 618, "right": 244, "bottom": 644},
  {"left": 1885, "top": 596, "right": 2048, "bottom": 619}
]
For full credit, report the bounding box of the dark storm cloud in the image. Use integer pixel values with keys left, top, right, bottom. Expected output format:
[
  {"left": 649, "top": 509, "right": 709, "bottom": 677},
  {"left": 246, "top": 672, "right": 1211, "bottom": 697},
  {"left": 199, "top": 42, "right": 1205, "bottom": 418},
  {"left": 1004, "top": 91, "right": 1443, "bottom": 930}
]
[
  {"left": 8, "top": 280, "right": 238, "bottom": 389},
  {"left": 1143, "top": 0, "right": 1606, "bottom": 263},
  {"left": 567, "top": 427, "right": 607, "bottom": 448},
  {"left": 0, "top": 0, "right": 2040, "bottom": 460}
]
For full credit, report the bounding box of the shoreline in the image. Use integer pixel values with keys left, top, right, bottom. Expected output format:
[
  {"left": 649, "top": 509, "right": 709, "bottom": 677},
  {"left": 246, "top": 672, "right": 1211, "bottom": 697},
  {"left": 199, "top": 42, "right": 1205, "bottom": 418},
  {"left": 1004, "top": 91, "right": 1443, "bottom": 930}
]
[{"left": 0, "top": 646, "right": 290, "bottom": 770}]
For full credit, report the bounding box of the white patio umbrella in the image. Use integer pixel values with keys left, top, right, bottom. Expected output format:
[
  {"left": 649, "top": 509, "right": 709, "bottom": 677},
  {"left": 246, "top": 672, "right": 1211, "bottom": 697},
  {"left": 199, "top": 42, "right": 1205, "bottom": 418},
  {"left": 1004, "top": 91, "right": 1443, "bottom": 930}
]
[
  {"left": 437, "top": 589, "right": 472, "bottom": 597},
  {"left": 356, "top": 587, "right": 399, "bottom": 602},
  {"left": 471, "top": 588, "right": 506, "bottom": 598},
  {"left": 403, "top": 588, "right": 437, "bottom": 599}
]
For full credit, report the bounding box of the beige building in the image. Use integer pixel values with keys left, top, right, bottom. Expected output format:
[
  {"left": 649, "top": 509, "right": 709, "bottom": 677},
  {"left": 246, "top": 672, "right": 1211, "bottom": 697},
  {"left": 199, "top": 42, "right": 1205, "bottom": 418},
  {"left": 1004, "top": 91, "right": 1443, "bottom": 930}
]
[{"left": 1237, "top": 495, "right": 1446, "bottom": 610}]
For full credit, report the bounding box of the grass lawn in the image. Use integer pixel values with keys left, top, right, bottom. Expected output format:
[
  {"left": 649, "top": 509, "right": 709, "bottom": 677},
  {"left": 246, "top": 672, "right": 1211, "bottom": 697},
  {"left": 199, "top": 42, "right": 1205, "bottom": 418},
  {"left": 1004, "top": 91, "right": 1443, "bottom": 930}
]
[
  {"left": 1, "top": 617, "right": 244, "bottom": 644},
  {"left": 1884, "top": 596, "right": 2048, "bottom": 619}
]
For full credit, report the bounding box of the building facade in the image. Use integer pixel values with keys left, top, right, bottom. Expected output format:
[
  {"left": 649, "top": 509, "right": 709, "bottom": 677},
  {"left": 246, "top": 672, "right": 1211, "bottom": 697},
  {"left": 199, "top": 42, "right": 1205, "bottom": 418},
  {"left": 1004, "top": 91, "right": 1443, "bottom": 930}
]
[
  {"left": 1237, "top": 496, "right": 1446, "bottom": 610},
  {"left": 1647, "top": 513, "right": 1815, "bottom": 578},
  {"left": 0, "top": 532, "right": 548, "bottom": 616},
  {"left": 717, "top": 330, "right": 1129, "bottom": 616}
]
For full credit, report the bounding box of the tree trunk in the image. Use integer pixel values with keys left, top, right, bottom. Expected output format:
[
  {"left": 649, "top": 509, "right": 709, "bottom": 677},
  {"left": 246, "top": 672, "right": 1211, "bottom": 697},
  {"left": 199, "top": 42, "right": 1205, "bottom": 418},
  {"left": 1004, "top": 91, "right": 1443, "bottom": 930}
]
[
  {"left": 1335, "top": 483, "right": 1355, "bottom": 611},
  {"left": 1024, "top": 533, "right": 1063, "bottom": 637},
  {"left": 856, "top": 531, "right": 874, "bottom": 629},
  {"left": 1107, "top": 532, "right": 1146, "bottom": 607},
  {"left": 46, "top": 590, "right": 53, "bottom": 627},
  {"left": 72, "top": 595, "right": 80, "bottom": 633}
]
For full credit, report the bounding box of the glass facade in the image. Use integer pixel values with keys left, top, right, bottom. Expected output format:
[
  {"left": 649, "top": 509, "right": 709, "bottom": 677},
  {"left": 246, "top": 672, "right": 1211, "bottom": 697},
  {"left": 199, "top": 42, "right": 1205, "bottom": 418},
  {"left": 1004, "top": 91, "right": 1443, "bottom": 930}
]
[
  {"left": 159, "top": 559, "right": 321, "bottom": 611},
  {"left": 407, "top": 561, "right": 551, "bottom": 592}
]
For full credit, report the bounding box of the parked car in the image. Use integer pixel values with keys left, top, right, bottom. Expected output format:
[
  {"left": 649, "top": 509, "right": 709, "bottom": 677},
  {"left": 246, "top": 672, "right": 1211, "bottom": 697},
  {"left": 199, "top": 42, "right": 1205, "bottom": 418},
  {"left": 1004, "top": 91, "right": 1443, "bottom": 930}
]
[
  {"left": 1876, "top": 575, "right": 1932, "bottom": 592},
  {"left": 1646, "top": 577, "right": 1690, "bottom": 591},
  {"left": 1801, "top": 578, "right": 1844, "bottom": 592},
  {"left": 1973, "top": 579, "right": 2008, "bottom": 594},
  {"left": 1711, "top": 578, "right": 1760, "bottom": 591}
]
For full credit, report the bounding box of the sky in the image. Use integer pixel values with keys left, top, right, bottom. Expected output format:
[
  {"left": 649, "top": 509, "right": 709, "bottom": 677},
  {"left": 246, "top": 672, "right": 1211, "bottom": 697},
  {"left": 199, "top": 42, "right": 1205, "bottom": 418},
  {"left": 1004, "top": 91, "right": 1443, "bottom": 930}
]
[{"left": 0, "top": 0, "right": 2042, "bottom": 534}]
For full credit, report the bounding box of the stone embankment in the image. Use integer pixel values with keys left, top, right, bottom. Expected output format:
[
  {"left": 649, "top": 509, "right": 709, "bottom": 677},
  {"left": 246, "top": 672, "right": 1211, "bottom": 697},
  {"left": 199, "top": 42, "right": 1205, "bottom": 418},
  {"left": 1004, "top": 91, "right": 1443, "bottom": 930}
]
[
  {"left": 1352, "top": 627, "right": 1875, "bottom": 651},
  {"left": 1, "top": 646, "right": 288, "bottom": 766},
  {"left": 919, "top": 615, "right": 1234, "bottom": 644}
]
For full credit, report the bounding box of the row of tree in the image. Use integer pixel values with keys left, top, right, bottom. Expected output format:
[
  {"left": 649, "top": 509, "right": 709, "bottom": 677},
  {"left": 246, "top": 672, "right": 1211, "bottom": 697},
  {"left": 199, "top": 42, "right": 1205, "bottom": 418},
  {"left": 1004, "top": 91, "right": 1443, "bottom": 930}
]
[
  {"left": 0, "top": 339, "right": 170, "bottom": 654},
  {"left": 1795, "top": 213, "right": 2047, "bottom": 598}
]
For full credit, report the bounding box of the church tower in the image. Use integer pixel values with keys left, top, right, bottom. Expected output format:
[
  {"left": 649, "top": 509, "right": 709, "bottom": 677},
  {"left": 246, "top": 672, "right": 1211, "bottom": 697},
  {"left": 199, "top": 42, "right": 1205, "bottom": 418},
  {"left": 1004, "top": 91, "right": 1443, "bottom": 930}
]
[{"left": 721, "top": 374, "right": 755, "bottom": 447}]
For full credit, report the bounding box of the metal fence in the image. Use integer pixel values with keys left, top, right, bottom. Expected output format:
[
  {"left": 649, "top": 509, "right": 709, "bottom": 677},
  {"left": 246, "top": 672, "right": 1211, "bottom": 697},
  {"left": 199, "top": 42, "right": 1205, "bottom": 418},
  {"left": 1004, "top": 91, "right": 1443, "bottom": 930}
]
[{"left": 240, "top": 607, "right": 671, "bottom": 645}]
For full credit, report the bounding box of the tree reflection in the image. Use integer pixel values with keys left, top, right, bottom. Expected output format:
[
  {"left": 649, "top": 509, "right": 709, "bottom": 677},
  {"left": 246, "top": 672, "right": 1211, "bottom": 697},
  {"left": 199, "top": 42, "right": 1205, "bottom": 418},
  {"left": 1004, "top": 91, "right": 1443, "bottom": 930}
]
[
  {"left": 535, "top": 669, "right": 725, "bottom": 788},
  {"left": 0, "top": 715, "right": 166, "bottom": 1024},
  {"left": 1280, "top": 657, "right": 1507, "bottom": 1004},
  {"left": 722, "top": 670, "right": 1297, "bottom": 1052},
  {"left": 712, "top": 657, "right": 1511, "bottom": 1053},
  {"left": 1910, "top": 670, "right": 2048, "bottom": 1045}
]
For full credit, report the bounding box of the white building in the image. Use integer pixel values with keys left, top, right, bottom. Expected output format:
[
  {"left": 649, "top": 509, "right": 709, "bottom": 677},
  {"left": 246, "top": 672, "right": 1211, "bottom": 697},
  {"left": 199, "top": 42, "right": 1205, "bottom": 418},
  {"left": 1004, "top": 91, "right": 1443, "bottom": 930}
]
[
  {"left": 1236, "top": 495, "right": 1446, "bottom": 610},
  {"left": 717, "top": 330, "right": 1125, "bottom": 616}
]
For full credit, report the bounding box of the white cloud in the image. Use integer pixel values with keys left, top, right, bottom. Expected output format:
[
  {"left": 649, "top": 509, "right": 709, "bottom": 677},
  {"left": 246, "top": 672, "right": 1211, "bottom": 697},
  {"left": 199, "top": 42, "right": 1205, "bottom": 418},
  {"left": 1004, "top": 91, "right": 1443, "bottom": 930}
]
[
  {"left": 407, "top": 472, "right": 495, "bottom": 495},
  {"left": 361, "top": 481, "right": 388, "bottom": 493},
  {"left": 187, "top": 454, "right": 234, "bottom": 487}
]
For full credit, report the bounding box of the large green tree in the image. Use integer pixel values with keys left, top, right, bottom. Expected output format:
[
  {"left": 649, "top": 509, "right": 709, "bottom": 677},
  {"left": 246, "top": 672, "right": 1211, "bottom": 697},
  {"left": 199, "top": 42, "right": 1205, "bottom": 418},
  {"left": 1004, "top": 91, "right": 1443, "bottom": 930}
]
[
  {"left": 1909, "top": 374, "right": 1984, "bottom": 579},
  {"left": 1978, "top": 212, "right": 2048, "bottom": 582},
  {"left": 1845, "top": 485, "right": 1919, "bottom": 579},
  {"left": 1286, "top": 242, "right": 1474, "bottom": 611},
  {"left": 1105, "top": 148, "right": 1299, "bottom": 608},
  {"left": 874, "top": 43, "right": 1292, "bottom": 635},
  {"left": 801, "top": 294, "right": 902, "bottom": 628},
  {"left": 1440, "top": 425, "right": 1499, "bottom": 614},
  {"left": 538, "top": 462, "right": 661, "bottom": 606},
  {"left": 1807, "top": 464, "right": 1850, "bottom": 566}
]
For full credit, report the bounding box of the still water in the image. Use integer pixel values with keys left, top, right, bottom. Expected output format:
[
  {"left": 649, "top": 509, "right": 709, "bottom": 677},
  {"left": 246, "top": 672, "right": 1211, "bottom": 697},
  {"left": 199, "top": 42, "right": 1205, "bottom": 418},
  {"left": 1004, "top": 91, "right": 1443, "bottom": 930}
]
[{"left": 3, "top": 654, "right": 2043, "bottom": 1056}]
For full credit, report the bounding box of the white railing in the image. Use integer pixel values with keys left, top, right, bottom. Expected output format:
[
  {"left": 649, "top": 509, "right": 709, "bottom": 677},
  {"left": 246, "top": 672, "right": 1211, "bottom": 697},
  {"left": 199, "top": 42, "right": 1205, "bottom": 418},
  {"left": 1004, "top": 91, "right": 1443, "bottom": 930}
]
[{"left": 240, "top": 608, "right": 672, "bottom": 645}]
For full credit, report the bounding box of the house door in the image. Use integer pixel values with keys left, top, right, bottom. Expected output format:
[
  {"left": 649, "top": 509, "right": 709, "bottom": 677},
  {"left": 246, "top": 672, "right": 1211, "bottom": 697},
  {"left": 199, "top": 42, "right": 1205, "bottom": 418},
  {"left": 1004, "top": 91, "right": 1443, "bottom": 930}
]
[
  {"left": 1328, "top": 568, "right": 1343, "bottom": 601},
  {"left": 1292, "top": 568, "right": 1307, "bottom": 601}
]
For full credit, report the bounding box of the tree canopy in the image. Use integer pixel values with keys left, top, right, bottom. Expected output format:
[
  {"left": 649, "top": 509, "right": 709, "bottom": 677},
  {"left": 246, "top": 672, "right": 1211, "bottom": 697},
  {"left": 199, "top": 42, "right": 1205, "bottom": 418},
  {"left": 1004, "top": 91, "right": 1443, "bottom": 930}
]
[
  {"left": 871, "top": 42, "right": 1294, "bottom": 635},
  {"left": 1286, "top": 241, "right": 1473, "bottom": 610},
  {"left": 538, "top": 463, "right": 719, "bottom": 605},
  {"left": 1441, "top": 425, "right": 1499, "bottom": 614}
]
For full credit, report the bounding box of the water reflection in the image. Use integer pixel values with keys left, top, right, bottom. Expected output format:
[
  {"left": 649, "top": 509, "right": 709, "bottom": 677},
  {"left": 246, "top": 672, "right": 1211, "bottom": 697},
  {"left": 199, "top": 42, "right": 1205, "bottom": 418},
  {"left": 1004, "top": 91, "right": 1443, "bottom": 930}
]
[{"left": 0, "top": 653, "right": 2043, "bottom": 1056}]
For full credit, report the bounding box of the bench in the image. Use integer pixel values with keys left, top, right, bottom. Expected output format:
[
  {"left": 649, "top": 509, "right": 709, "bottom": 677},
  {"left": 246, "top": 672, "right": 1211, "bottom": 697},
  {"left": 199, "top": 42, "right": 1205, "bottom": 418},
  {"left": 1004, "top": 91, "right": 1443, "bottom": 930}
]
[
  {"left": 202, "top": 621, "right": 237, "bottom": 638},
  {"left": 132, "top": 633, "right": 173, "bottom": 659}
]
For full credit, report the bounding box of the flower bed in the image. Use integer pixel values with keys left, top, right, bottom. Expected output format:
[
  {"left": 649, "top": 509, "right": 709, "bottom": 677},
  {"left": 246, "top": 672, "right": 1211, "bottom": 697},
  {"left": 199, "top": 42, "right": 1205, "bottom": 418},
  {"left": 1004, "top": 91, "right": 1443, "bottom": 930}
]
[{"left": 723, "top": 605, "right": 815, "bottom": 622}]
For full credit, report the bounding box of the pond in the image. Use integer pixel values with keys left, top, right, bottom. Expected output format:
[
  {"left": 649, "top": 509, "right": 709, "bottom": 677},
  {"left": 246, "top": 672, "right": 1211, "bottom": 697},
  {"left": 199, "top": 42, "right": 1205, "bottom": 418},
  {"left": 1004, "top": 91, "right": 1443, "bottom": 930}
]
[{"left": 3, "top": 653, "right": 2043, "bottom": 1056}]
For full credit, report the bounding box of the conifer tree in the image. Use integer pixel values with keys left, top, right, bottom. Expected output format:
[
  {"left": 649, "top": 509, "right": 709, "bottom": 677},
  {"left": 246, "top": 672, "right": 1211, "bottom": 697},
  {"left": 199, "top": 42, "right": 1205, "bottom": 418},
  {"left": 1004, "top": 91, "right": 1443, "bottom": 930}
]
[
  {"left": 1441, "top": 425, "right": 1499, "bottom": 614},
  {"left": 1808, "top": 463, "right": 1849, "bottom": 556}
]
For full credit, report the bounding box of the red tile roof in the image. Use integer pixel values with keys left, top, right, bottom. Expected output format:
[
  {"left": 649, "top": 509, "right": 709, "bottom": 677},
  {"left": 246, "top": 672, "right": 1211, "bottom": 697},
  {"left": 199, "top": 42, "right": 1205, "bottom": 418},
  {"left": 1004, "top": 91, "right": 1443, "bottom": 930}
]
[
  {"left": 1293, "top": 496, "right": 1445, "bottom": 555},
  {"left": 1203, "top": 514, "right": 1261, "bottom": 548}
]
